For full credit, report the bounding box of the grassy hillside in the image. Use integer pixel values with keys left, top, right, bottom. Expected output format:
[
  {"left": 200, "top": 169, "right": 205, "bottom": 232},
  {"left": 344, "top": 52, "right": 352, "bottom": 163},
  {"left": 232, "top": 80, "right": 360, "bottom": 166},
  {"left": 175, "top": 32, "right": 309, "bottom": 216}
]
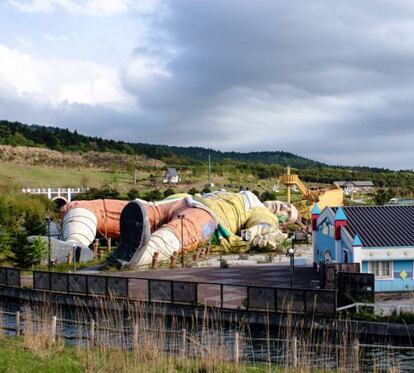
[
  {"left": 1, "top": 119, "right": 414, "bottom": 197},
  {"left": 0, "top": 120, "right": 322, "bottom": 168}
]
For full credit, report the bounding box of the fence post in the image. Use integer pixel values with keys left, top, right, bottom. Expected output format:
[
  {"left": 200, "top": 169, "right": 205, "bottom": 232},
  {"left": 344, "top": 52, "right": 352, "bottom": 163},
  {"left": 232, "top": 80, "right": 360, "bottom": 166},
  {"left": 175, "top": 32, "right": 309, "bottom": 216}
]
[
  {"left": 234, "top": 332, "right": 240, "bottom": 364},
  {"left": 90, "top": 319, "right": 95, "bottom": 347},
  {"left": 220, "top": 284, "right": 224, "bottom": 309},
  {"left": 292, "top": 336, "right": 298, "bottom": 367},
  {"left": 180, "top": 329, "right": 186, "bottom": 359},
  {"left": 133, "top": 323, "right": 139, "bottom": 350},
  {"left": 353, "top": 339, "right": 360, "bottom": 372},
  {"left": 15, "top": 311, "right": 20, "bottom": 337},
  {"left": 51, "top": 315, "right": 57, "bottom": 344}
]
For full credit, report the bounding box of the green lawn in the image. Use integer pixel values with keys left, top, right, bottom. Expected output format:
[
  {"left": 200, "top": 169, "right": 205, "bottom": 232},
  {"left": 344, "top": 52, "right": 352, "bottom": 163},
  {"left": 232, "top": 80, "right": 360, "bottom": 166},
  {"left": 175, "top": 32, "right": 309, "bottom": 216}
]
[{"left": 0, "top": 337, "right": 305, "bottom": 373}]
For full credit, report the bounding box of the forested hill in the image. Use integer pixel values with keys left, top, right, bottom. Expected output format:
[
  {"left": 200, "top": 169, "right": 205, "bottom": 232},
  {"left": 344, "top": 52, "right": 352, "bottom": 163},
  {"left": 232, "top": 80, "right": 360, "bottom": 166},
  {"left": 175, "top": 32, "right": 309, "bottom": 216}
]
[{"left": 0, "top": 120, "right": 322, "bottom": 168}]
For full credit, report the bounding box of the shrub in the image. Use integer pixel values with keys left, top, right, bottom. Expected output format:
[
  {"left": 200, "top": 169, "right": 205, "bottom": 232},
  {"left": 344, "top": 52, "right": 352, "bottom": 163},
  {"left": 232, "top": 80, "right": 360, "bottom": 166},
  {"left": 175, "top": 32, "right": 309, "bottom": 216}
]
[
  {"left": 146, "top": 189, "right": 163, "bottom": 201},
  {"left": 201, "top": 186, "right": 211, "bottom": 194},
  {"left": 187, "top": 187, "right": 199, "bottom": 195},
  {"left": 127, "top": 188, "right": 140, "bottom": 200},
  {"left": 163, "top": 188, "right": 176, "bottom": 198}
]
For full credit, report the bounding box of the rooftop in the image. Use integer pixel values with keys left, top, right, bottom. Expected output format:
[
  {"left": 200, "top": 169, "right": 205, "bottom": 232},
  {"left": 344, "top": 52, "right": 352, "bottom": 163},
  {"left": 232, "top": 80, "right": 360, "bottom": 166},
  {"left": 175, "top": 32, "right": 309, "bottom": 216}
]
[
  {"left": 334, "top": 181, "right": 374, "bottom": 187},
  {"left": 332, "top": 205, "right": 414, "bottom": 248}
]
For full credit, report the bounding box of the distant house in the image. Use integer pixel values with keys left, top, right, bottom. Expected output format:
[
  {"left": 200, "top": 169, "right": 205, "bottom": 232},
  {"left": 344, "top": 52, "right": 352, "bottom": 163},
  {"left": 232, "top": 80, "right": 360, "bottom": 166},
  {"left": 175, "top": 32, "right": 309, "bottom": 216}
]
[
  {"left": 334, "top": 181, "right": 374, "bottom": 195},
  {"left": 163, "top": 168, "right": 180, "bottom": 184},
  {"left": 312, "top": 204, "right": 414, "bottom": 292}
]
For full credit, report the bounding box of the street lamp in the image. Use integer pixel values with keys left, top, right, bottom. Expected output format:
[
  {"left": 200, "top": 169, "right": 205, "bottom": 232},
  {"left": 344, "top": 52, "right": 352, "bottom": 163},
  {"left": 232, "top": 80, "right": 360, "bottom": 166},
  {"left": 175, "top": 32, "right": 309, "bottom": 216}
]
[
  {"left": 177, "top": 214, "right": 185, "bottom": 268},
  {"left": 287, "top": 234, "right": 296, "bottom": 288},
  {"left": 46, "top": 211, "right": 52, "bottom": 271}
]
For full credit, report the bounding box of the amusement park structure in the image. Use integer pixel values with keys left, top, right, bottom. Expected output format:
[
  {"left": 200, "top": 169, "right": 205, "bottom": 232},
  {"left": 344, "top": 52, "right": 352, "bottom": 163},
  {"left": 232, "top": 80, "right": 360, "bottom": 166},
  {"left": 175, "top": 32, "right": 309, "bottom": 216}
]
[{"left": 279, "top": 166, "right": 343, "bottom": 210}]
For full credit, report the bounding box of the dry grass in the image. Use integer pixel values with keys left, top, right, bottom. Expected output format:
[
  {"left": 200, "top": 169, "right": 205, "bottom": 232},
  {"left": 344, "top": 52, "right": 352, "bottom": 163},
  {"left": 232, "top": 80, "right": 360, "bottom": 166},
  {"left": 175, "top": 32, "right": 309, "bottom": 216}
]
[{"left": 0, "top": 298, "right": 406, "bottom": 372}]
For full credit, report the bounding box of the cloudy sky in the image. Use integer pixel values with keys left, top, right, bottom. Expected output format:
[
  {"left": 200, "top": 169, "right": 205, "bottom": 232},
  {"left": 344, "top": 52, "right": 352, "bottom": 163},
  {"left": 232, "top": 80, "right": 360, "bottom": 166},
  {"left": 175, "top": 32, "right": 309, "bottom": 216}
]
[{"left": 0, "top": 0, "right": 413, "bottom": 169}]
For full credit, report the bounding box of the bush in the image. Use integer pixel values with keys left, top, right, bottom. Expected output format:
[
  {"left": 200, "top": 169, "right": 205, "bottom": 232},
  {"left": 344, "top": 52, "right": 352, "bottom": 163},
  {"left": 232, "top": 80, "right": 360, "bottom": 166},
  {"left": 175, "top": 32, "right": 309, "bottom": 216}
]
[
  {"left": 259, "top": 191, "right": 278, "bottom": 202},
  {"left": 146, "top": 189, "right": 163, "bottom": 201},
  {"left": 201, "top": 186, "right": 211, "bottom": 194},
  {"left": 75, "top": 184, "right": 120, "bottom": 200},
  {"left": 127, "top": 188, "right": 140, "bottom": 200},
  {"left": 187, "top": 187, "right": 199, "bottom": 195},
  {"left": 163, "top": 188, "right": 176, "bottom": 198}
]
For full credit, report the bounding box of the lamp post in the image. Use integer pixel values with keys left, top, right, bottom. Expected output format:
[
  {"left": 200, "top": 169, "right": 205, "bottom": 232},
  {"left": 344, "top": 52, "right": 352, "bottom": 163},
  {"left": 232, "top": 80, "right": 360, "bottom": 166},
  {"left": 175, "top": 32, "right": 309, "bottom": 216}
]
[
  {"left": 72, "top": 243, "right": 77, "bottom": 272},
  {"left": 177, "top": 214, "right": 185, "bottom": 268},
  {"left": 287, "top": 234, "right": 296, "bottom": 288},
  {"left": 46, "top": 211, "right": 52, "bottom": 271}
]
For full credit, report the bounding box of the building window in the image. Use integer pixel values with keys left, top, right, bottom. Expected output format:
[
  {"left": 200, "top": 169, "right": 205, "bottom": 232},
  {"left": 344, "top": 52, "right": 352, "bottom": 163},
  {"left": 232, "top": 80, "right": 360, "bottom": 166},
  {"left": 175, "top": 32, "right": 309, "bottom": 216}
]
[{"left": 368, "top": 261, "right": 392, "bottom": 279}]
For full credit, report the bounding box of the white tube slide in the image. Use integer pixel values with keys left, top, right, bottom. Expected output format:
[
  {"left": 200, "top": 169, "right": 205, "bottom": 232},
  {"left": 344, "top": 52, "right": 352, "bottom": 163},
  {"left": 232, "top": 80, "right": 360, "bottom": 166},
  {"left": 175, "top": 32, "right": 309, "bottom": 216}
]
[
  {"left": 62, "top": 207, "right": 97, "bottom": 246},
  {"left": 130, "top": 227, "right": 180, "bottom": 267}
]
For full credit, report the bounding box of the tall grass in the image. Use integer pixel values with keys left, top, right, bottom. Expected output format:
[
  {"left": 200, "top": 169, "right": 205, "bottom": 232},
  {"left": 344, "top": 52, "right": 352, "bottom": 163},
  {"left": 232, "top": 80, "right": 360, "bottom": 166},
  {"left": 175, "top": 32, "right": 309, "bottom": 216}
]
[{"left": 0, "top": 299, "right": 408, "bottom": 372}]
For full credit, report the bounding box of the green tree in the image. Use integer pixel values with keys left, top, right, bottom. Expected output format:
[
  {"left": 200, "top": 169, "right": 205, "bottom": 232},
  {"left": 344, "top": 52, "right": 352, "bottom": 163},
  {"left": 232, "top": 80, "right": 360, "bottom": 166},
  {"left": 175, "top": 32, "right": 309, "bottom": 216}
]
[
  {"left": 12, "top": 236, "right": 48, "bottom": 268},
  {"left": 373, "top": 189, "right": 394, "bottom": 205}
]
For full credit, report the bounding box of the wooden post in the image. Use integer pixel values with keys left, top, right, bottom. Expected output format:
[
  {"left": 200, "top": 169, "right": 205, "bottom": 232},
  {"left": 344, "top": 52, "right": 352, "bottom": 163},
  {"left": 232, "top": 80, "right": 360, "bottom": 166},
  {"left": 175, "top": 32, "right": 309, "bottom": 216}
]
[
  {"left": 93, "top": 239, "right": 99, "bottom": 255},
  {"left": 152, "top": 252, "right": 159, "bottom": 270},
  {"left": 170, "top": 252, "right": 177, "bottom": 269},
  {"left": 134, "top": 170, "right": 138, "bottom": 185},
  {"left": 192, "top": 250, "right": 198, "bottom": 261},
  {"left": 90, "top": 319, "right": 95, "bottom": 347},
  {"left": 234, "top": 332, "right": 240, "bottom": 364},
  {"left": 98, "top": 249, "right": 104, "bottom": 259},
  {"left": 51, "top": 315, "right": 57, "bottom": 344},
  {"left": 15, "top": 311, "right": 20, "bottom": 337},
  {"left": 67, "top": 252, "right": 73, "bottom": 264},
  {"left": 353, "top": 339, "right": 360, "bottom": 372},
  {"left": 133, "top": 323, "right": 139, "bottom": 350},
  {"left": 292, "top": 336, "right": 298, "bottom": 367},
  {"left": 180, "top": 329, "right": 186, "bottom": 359},
  {"left": 107, "top": 238, "right": 111, "bottom": 252}
]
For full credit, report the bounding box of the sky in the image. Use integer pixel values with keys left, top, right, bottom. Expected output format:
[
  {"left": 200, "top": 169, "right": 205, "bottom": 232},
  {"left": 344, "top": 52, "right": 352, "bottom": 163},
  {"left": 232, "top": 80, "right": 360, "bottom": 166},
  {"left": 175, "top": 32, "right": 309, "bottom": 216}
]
[{"left": 0, "top": 0, "right": 413, "bottom": 170}]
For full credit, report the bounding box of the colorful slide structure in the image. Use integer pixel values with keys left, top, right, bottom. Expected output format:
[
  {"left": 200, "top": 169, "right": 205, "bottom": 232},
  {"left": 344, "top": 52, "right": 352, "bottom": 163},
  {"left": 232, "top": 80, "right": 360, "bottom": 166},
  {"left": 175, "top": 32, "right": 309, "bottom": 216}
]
[{"left": 58, "top": 191, "right": 301, "bottom": 268}]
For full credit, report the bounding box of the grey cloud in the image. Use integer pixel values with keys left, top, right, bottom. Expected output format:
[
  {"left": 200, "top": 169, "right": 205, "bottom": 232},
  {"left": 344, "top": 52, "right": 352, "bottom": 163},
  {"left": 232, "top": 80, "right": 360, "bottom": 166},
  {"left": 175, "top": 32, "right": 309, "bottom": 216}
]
[{"left": 2, "top": 0, "right": 414, "bottom": 169}]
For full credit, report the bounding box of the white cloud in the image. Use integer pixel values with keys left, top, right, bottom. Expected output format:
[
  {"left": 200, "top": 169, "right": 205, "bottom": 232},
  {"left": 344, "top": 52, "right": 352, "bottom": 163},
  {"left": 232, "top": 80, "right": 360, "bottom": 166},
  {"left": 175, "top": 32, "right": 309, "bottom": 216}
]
[
  {"left": 0, "top": 44, "right": 135, "bottom": 107},
  {"left": 8, "top": 0, "right": 153, "bottom": 16}
]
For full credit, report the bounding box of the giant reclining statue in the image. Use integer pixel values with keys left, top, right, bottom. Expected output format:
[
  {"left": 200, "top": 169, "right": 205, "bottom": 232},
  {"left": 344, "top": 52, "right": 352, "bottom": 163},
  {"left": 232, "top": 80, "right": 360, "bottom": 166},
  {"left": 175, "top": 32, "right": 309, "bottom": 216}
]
[{"left": 59, "top": 191, "right": 301, "bottom": 268}]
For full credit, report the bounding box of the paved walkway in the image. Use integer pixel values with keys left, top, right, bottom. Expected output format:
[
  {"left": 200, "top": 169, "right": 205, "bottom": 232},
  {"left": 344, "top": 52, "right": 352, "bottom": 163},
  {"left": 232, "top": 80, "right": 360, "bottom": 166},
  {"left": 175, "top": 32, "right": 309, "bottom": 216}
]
[{"left": 118, "top": 264, "right": 320, "bottom": 288}]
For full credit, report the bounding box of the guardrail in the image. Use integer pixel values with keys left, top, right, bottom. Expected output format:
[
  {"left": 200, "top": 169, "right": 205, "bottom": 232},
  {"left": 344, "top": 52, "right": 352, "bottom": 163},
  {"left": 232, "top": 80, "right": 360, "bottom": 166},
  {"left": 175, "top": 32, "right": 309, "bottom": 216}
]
[
  {"left": 0, "top": 267, "right": 21, "bottom": 288},
  {"left": 32, "top": 271, "right": 337, "bottom": 316},
  {"left": 338, "top": 302, "right": 414, "bottom": 316}
]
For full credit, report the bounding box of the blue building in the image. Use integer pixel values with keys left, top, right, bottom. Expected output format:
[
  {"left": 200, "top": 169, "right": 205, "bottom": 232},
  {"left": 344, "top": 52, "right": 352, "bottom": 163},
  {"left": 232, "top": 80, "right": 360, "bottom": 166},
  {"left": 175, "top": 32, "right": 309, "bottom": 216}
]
[{"left": 312, "top": 204, "right": 414, "bottom": 292}]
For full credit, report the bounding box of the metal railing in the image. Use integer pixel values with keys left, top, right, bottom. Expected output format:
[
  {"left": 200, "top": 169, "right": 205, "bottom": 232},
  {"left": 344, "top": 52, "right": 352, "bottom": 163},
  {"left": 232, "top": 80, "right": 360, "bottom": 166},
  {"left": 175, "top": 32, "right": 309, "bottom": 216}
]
[
  {"left": 0, "top": 267, "right": 21, "bottom": 288},
  {"left": 21, "top": 187, "right": 88, "bottom": 194},
  {"left": 338, "top": 302, "right": 414, "bottom": 316},
  {"left": 31, "top": 271, "right": 337, "bottom": 316}
]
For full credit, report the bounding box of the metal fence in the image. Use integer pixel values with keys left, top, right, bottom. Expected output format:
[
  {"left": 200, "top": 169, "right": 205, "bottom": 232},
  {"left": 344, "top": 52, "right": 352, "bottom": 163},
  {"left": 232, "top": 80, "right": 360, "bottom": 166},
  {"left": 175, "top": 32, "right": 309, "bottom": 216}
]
[
  {"left": 336, "top": 271, "right": 375, "bottom": 306},
  {"left": 0, "top": 267, "right": 21, "bottom": 288},
  {"left": 320, "top": 263, "right": 360, "bottom": 289},
  {"left": 32, "top": 271, "right": 337, "bottom": 316},
  {"left": 33, "top": 271, "right": 129, "bottom": 298}
]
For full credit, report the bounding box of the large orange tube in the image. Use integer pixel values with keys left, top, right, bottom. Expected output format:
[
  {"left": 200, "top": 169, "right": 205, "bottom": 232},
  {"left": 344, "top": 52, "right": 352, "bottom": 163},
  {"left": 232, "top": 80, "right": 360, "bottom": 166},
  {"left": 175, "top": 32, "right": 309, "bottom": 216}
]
[{"left": 62, "top": 199, "right": 128, "bottom": 240}]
